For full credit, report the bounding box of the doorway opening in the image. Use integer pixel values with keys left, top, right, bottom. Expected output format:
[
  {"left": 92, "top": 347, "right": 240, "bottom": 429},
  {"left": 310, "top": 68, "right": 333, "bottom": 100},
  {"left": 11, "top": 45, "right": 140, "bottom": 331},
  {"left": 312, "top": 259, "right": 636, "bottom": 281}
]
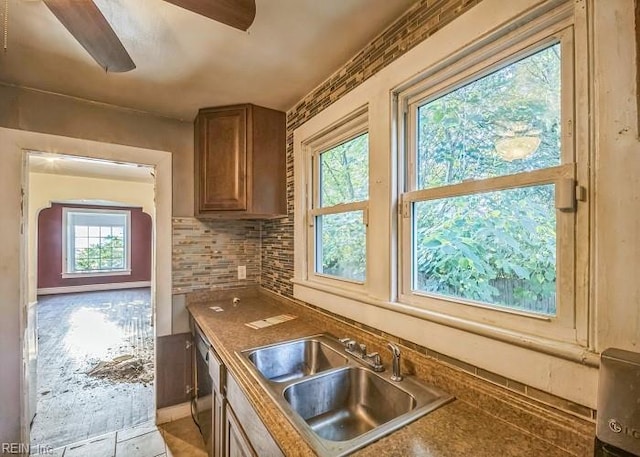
[{"left": 26, "top": 151, "right": 157, "bottom": 449}]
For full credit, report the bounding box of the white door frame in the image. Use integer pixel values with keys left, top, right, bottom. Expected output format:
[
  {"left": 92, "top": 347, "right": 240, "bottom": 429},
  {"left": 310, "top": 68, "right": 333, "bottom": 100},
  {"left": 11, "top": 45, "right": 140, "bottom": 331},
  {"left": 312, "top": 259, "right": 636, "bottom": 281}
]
[{"left": 0, "top": 127, "right": 172, "bottom": 446}]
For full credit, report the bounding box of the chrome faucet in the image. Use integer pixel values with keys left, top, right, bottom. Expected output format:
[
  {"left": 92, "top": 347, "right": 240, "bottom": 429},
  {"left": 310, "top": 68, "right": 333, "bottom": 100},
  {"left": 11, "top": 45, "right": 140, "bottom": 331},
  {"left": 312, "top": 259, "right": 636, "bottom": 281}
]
[
  {"left": 339, "top": 338, "right": 384, "bottom": 372},
  {"left": 387, "top": 343, "right": 403, "bottom": 382}
]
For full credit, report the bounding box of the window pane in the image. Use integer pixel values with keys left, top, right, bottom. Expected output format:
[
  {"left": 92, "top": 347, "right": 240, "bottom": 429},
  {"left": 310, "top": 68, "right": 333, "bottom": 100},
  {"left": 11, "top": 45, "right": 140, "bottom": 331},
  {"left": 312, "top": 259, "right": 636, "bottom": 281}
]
[
  {"left": 77, "top": 255, "right": 99, "bottom": 271},
  {"left": 74, "top": 249, "right": 88, "bottom": 271},
  {"left": 320, "top": 133, "right": 368, "bottom": 207},
  {"left": 75, "top": 238, "right": 89, "bottom": 249},
  {"left": 67, "top": 210, "right": 129, "bottom": 273},
  {"left": 109, "top": 235, "right": 124, "bottom": 248},
  {"left": 316, "top": 211, "right": 366, "bottom": 281},
  {"left": 417, "top": 44, "right": 561, "bottom": 189},
  {"left": 75, "top": 226, "right": 88, "bottom": 237},
  {"left": 75, "top": 234, "right": 124, "bottom": 272},
  {"left": 413, "top": 185, "right": 556, "bottom": 315}
]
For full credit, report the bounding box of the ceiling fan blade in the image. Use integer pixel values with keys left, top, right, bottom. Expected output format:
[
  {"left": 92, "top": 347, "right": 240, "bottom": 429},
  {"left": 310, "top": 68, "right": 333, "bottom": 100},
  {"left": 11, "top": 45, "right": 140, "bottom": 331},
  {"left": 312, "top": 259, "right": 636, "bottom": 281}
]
[
  {"left": 43, "top": 0, "right": 136, "bottom": 72},
  {"left": 163, "top": 0, "right": 256, "bottom": 31}
]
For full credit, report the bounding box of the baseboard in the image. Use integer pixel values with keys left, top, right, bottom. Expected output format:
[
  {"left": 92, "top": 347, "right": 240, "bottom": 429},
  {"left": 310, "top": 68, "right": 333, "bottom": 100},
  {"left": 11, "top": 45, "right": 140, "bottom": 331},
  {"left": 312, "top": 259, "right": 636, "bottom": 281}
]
[
  {"left": 156, "top": 401, "right": 192, "bottom": 425},
  {"left": 37, "top": 281, "right": 151, "bottom": 295}
]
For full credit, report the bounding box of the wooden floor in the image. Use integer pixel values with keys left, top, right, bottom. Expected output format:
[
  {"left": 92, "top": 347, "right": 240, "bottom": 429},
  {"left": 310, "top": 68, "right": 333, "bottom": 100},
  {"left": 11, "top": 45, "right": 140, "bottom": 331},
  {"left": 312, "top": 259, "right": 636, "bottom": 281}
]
[{"left": 30, "top": 288, "right": 155, "bottom": 449}]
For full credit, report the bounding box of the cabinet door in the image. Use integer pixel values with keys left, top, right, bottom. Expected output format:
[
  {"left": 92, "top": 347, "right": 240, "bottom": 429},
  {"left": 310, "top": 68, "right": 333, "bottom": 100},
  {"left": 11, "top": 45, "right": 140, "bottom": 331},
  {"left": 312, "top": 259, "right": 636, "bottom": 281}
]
[
  {"left": 212, "top": 392, "right": 225, "bottom": 457},
  {"left": 156, "top": 333, "right": 192, "bottom": 408},
  {"left": 196, "top": 107, "right": 248, "bottom": 212},
  {"left": 226, "top": 372, "right": 284, "bottom": 457},
  {"left": 225, "top": 405, "right": 256, "bottom": 457}
]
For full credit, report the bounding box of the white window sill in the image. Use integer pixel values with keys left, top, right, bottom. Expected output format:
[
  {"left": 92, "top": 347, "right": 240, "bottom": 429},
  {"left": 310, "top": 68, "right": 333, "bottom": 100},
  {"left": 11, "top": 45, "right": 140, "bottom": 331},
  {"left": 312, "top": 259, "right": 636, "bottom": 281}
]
[
  {"left": 62, "top": 270, "right": 132, "bottom": 279},
  {"left": 291, "top": 278, "right": 599, "bottom": 367}
]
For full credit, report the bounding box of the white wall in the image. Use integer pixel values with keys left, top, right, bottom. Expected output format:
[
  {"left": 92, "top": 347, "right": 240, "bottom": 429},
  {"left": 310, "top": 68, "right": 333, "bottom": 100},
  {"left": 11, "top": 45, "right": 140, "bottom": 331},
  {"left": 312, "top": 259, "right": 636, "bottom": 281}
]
[
  {"left": 0, "top": 127, "right": 172, "bottom": 445},
  {"left": 591, "top": 0, "right": 640, "bottom": 354},
  {"left": 27, "top": 172, "right": 155, "bottom": 302}
]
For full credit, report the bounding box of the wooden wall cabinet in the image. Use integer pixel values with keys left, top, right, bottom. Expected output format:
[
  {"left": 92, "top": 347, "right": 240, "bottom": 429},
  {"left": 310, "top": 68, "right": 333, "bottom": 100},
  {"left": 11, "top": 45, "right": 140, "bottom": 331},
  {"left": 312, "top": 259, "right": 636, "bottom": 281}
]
[{"left": 194, "top": 104, "right": 286, "bottom": 218}]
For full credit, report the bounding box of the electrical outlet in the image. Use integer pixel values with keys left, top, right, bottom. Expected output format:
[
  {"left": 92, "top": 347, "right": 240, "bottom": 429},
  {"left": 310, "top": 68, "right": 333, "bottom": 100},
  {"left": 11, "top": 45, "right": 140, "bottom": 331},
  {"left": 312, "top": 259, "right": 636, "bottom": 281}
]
[{"left": 237, "top": 265, "right": 246, "bottom": 280}]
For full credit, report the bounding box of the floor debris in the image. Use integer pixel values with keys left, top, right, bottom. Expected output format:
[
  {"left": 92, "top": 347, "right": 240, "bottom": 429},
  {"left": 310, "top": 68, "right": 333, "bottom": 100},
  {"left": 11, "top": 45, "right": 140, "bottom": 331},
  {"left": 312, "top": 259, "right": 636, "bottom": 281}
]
[
  {"left": 87, "top": 351, "right": 154, "bottom": 385},
  {"left": 31, "top": 289, "right": 154, "bottom": 449}
]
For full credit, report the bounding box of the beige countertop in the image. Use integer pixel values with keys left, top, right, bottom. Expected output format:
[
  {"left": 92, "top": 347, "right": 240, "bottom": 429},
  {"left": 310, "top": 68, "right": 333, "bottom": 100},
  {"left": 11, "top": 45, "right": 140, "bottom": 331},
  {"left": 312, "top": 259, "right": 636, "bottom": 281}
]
[{"left": 188, "top": 291, "right": 583, "bottom": 457}]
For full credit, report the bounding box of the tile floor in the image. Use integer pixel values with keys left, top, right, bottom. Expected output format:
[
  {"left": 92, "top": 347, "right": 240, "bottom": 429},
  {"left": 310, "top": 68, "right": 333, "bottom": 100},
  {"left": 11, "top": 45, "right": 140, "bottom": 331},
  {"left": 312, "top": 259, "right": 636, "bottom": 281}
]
[
  {"left": 34, "top": 417, "right": 207, "bottom": 457},
  {"left": 31, "top": 288, "right": 155, "bottom": 448}
]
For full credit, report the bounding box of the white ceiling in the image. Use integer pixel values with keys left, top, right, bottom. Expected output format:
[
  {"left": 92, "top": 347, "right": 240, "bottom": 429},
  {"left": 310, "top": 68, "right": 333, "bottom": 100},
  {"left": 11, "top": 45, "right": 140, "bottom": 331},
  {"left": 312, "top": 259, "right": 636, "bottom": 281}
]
[
  {"left": 29, "top": 152, "right": 155, "bottom": 183},
  {"left": 0, "top": 0, "right": 415, "bottom": 120}
]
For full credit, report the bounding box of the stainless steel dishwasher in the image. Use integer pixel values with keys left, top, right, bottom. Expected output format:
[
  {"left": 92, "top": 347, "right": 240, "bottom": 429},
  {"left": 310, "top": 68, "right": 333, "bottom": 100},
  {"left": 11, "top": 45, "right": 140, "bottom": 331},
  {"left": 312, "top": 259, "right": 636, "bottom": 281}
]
[
  {"left": 192, "top": 322, "right": 226, "bottom": 457},
  {"left": 192, "top": 323, "right": 213, "bottom": 455}
]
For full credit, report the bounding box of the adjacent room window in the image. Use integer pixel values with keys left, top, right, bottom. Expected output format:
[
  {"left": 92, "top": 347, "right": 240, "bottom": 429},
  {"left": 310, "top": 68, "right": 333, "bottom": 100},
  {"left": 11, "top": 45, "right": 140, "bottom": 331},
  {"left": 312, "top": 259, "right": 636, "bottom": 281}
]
[
  {"left": 399, "top": 29, "right": 582, "bottom": 337},
  {"left": 307, "top": 110, "right": 369, "bottom": 284},
  {"left": 64, "top": 208, "right": 131, "bottom": 275}
]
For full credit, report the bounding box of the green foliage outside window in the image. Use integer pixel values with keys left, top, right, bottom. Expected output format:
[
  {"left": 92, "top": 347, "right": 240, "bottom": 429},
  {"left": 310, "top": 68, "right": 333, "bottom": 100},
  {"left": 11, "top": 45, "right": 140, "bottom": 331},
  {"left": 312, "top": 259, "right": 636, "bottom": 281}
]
[
  {"left": 75, "top": 235, "right": 125, "bottom": 272},
  {"left": 316, "top": 44, "right": 561, "bottom": 314},
  {"left": 414, "top": 43, "right": 561, "bottom": 314},
  {"left": 317, "top": 133, "right": 368, "bottom": 281}
]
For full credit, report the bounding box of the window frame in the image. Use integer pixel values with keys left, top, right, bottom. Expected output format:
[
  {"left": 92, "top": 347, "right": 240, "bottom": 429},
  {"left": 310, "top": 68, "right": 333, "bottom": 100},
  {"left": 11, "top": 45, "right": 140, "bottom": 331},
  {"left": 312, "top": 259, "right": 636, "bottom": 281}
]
[
  {"left": 62, "top": 207, "right": 132, "bottom": 278},
  {"left": 304, "top": 108, "right": 370, "bottom": 289},
  {"left": 396, "top": 24, "right": 584, "bottom": 343},
  {"left": 293, "top": 1, "right": 593, "bottom": 364}
]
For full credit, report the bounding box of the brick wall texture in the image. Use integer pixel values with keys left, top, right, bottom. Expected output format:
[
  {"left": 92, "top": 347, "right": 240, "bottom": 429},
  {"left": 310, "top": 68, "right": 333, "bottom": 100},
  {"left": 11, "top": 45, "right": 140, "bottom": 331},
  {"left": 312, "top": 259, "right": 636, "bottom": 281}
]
[{"left": 261, "top": 0, "right": 483, "bottom": 297}]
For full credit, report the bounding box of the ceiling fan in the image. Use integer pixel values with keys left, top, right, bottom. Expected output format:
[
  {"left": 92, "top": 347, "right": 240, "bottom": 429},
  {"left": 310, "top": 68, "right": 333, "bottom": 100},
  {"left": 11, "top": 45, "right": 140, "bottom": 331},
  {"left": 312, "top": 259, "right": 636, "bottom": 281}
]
[{"left": 42, "top": 0, "right": 257, "bottom": 73}]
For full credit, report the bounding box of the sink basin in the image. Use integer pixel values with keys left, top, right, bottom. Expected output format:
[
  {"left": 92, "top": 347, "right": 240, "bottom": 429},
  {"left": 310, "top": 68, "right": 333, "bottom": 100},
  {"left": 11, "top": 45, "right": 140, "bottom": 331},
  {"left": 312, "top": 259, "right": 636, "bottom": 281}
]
[
  {"left": 283, "top": 367, "right": 416, "bottom": 441},
  {"left": 245, "top": 337, "right": 348, "bottom": 383},
  {"left": 238, "top": 334, "right": 454, "bottom": 456}
]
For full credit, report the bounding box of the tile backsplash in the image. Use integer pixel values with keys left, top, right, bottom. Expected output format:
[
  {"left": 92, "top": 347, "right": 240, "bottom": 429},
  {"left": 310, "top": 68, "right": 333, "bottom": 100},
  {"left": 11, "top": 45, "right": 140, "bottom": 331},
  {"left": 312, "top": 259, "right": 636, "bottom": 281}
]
[{"left": 172, "top": 217, "right": 261, "bottom": 294}]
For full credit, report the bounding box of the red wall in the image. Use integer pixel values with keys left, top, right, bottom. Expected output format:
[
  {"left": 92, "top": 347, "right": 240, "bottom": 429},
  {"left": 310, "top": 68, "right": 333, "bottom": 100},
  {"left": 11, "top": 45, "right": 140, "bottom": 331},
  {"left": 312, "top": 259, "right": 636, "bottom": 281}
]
[{"left": 37, "top": 203, "right": 152, "bottom": 290}]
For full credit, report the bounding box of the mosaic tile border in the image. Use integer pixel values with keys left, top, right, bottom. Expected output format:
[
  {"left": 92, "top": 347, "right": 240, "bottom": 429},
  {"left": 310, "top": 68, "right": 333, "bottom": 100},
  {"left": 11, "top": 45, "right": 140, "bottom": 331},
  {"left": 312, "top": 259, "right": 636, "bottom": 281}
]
[{"left": 172, "top": 217, "right": 261, "bottom": 294}]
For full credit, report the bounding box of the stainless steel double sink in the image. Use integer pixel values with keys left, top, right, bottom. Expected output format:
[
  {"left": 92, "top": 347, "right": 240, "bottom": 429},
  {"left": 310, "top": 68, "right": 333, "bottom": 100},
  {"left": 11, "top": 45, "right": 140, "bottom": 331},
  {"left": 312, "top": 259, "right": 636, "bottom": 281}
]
[{"left": 237, "top": 334, "right": 453, "bottom": 456}]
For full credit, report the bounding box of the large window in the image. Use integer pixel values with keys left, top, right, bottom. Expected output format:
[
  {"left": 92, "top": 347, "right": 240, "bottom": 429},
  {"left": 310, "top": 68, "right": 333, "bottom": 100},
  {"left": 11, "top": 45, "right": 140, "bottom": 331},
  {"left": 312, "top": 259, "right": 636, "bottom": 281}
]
[
  {"left": 64, "top": 208, "right": 131, "bottom": 275},
  {"left": 306, "top": 110, "right": 369, "bottom": 284},
  {"left": 399, "top": 29, "right": 582, "bottom": 339},
  {"left": 294, "top": 6, "right": 589, "bottom": 355}
]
